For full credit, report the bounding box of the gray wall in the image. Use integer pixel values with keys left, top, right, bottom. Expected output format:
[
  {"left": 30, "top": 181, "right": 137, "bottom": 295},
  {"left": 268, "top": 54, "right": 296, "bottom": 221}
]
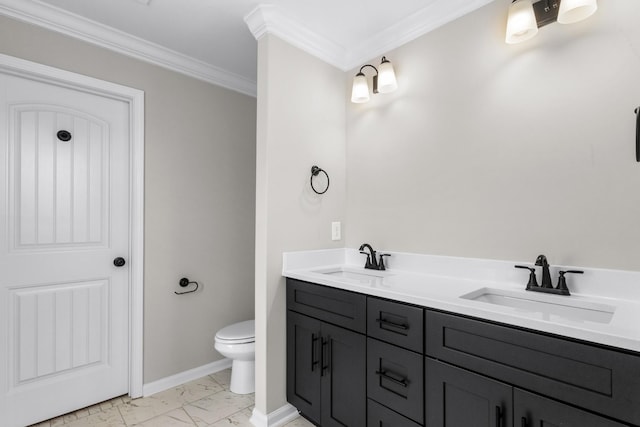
[
  {"left": 254, "top": 34, "right": 346, "bottom": 414},
  {"left": 346, "top": 0, "right": 640, "bottom": 271},
  {"left": 0, "top": 15, "right": 257, "bottom": 383}
]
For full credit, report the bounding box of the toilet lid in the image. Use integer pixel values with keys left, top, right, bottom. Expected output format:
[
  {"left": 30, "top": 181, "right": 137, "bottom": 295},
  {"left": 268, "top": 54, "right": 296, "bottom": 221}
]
[{"left": 216, "top": 319, "right": 254, "bottom": 342}]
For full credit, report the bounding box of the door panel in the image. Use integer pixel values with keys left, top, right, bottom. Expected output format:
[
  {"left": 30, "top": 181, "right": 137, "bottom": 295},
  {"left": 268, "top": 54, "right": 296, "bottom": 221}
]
[
  {"left": 0, "top": 72, "right": 130, "bottom": 427},
  {"left": 321, "top": 322, "right": 366, "bottom": 427},
  {"left": 11, "top": 106, "right": 109, "bottom": 250},
  {"left": 368, "top": 338, "right": 424, "bottom": 424},
  {"left": 287, "top": 311, "right": 322, "bottom": 424},
  {"left": 426, "top": 359, "right": 513, "bottom": 427},
  {"left": 514, "top": 389, "right": 628, "bottom": 427},
  {"left": 11, "top": 280, "right": 108, "bottom": 383}
]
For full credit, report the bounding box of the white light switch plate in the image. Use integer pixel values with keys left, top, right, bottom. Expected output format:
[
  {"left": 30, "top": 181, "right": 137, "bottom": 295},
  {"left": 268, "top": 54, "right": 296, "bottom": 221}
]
[{"left": 331, "top": 222, "right": 341, "bottom": 241}]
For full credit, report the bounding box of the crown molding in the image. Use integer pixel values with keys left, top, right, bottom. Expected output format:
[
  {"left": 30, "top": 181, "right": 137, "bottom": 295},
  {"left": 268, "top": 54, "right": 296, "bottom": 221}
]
[
  {"left": 0, "top": 0, "right": 257, "bottom": 97},
  {"left": 245, "top": 0, "right": 495, "bottom": 72},
  {"left": 244, "top": 4, "right": 349, "bottom": 71},
  {"left": 345, "top": 0, "right": 496, "bottom": 70}
]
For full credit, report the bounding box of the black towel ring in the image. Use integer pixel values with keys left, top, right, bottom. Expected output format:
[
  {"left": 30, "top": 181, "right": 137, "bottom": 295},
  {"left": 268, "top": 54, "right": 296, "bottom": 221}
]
[
  {"left": 175, "top": 277, "right": 199, "bottom": 295},
  {"left": 310, "top": 165, "right": 330, "bottom": 195}
]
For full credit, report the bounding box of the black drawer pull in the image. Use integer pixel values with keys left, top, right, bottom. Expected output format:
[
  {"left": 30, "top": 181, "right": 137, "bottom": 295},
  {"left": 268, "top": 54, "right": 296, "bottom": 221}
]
[
  {"left": 376, "top": 318, "right": 409, "bottom": 330},
  {"left": 495, "top": 406, "right": 502, "bottom": 427},
  {"left": 311, "top": 334, "right": 319, "bottom": 371},
  {"left": 375, "top": 370, "right": 408, "bottom": 387},
  {"left": 521, "top": 417, "right": 528, "bottom": 427},
  {"left": 321, "top": 337, "right": 328, "bottom": 377}
]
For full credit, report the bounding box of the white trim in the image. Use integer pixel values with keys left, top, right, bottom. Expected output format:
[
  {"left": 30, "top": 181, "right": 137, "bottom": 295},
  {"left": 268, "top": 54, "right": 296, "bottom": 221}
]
[
  {"left": 128, "top": 64, "right": 145, "bottom": 399},
  {"left": 249, "top": 404, "right": 300, "bottom": 427},
  {"left": 0, "top": 52, "right": 146, "bottom": 399},
  {"left": 244, "top": 5, "right": 349, "bottom": 69},
  {"left": 245, "top": 0, "right": 495, "bottom": 71},
  {"left": 143, "top": 359, "right": 232, "bottom": 397},
  {"left": 0, "top": 0, "right": 257, "bottom": 97}
]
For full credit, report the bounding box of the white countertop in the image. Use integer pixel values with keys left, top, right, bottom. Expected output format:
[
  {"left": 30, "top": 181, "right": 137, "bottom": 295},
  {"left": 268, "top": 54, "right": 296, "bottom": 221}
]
[{"left": 282, "top": 248, "right": 640, "bottom": 353}]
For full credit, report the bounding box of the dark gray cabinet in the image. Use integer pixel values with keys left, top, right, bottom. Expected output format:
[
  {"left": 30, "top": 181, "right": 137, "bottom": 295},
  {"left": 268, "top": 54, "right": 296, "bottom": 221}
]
[
  {"left": 426, "top": 359, "right": 628, "bottom": 427},
  {"left": 368, "top": 399, "right": 421, "bottom": 427},
  {"left": 287, "top": 311, "right": 321, "bottom": 423},
  {"left": 287, "top": 280, "right": 366, "bottom": 426},
  {"left": 426, "top": 359, "right": 512, "bottom": 427},
  {"left": 367, "top": 338, "right": 424, "bottom": 424},
  {"left": 286, "top": 278, "right": 640, "bottom": 427},
  {"left": 425, "top": 310, "right": 640, "bottom": 426},
  {"left": 515, "top": 389, "right": 628, "bottom": 427}
]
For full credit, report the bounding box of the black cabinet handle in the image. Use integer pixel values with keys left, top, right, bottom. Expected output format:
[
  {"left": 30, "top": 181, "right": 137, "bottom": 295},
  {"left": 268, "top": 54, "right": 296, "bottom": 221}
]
[
  {"left": 376, "top": 318, "right": 409, "bottom": 330},
  {"left": 321, "top": 337, "right": 329, "bottom": 377},
  {"left": 311, "top": 334, "right": 319, "bottom": 372},
  {"left": 635, "top": 106, "right": 639, "bottom": 162},
  {"left": 495, "top": 406, "right": 502, "bottom": 427},
  {"left": 375, "top": 370, "right": 408, "bottom": 387},
  {"left": 521, "top": 417, "right": 528, "bottom": 427}
]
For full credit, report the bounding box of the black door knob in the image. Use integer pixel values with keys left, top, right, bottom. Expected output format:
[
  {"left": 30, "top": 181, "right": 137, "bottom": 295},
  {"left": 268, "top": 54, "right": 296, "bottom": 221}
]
[{"left": 113, "top": 257, "right": 126, "bottom": 267}]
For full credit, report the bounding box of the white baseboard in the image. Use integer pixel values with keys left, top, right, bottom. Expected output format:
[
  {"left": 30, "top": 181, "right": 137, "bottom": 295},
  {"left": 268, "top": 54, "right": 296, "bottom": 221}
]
[
  {"left": 250, "top": 404, "right": 300, "bottom": 427},
  {"left": 142, "top": 358, "right": 232, "bottom": 396}
]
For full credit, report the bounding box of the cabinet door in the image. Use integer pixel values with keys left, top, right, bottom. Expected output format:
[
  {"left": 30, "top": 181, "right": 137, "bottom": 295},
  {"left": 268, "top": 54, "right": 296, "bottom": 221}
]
[
  {"left": 321, "top": 322, "right": 366, "bottom": 427},
  {"left": 426, "top": 359, "right": 512, "bottom": 427},
  {"left": 287, "top": 311, "right": 322, "bottom": 425},
  {"left": 368, "top": 338, "right": 424, "bottom": 424},
  {"left": 368, "top": 399, "right": 422, "bottom": 427},
  {"left": 514, "top": 389, "right": 629, "bottom": 427}
]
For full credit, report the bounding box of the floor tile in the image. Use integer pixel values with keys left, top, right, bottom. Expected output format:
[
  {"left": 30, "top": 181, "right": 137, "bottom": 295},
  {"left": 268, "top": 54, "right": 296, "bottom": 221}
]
[
  {"left": 184, "top": 390, "right": 254, "bottom": 426},
  {"left": 32, "top": 368, "right": 286, "bottom": 427},
  {"left": 175, "top": 374, "right": 225, "bottom": 403},
  {"left": 208, "top": 407, "right": 253, "bottom": 427},
  {"left": 117, "top": 391, "right": 184, "bottom": 425},
  {"left": 284, "top": 416, "right": 316, "bottom": 426},
  {"left": 136, "top": 408, "right": 197, "bottom": 426},
  {"left": 210, "top": 370, "right": 231, "bottom": 389},
  {"left": 63, "top": 406, "right": 126, "bottom": 427}
]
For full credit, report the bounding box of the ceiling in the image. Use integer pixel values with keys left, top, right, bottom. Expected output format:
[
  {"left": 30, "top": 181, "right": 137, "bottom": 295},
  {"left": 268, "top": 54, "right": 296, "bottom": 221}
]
[{"left": 0, "top": 0, "right": 496, "bottom": 96}]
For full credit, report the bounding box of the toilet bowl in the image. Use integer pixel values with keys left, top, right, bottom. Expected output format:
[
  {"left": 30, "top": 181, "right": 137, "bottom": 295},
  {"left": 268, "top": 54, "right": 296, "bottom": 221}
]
[{"left": 214, "top": 319, "right": 255, "bottom": 394}]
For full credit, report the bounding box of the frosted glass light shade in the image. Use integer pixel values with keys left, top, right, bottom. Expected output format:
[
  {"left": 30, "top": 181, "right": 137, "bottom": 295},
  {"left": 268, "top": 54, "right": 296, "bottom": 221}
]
[
  {"left": 377, "top": 58, "right": 397, "bottom": 94},
  {"left": 351, "top": 73, "right": 370, "bottom": 103},
  {"left": 557, "top": 0, "right": 597, "bottom": 24},
  {"left": 505, "top": 0, "right": 539, "bottom": 44}
]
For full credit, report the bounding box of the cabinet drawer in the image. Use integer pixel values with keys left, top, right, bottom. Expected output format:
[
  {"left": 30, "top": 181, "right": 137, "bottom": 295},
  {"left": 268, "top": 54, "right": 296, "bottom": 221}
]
[
  {"left": 287, "top": 279, "right": 366, "bottom": 333},
  {"left": 367, "top": 338, "right": 424, "bottom": 424},
  {"left": 426, "top": 310, "right": 640, "bottom": 425},
  {"left": 367, "top": 297, "right": 423, "bottom": 353},
  {"left": 367, "top": 399, "right": 421, "bottom": 427}
]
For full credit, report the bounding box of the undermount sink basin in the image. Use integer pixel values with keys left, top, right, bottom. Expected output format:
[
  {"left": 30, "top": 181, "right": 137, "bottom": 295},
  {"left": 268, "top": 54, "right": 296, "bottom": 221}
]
[
  {"left": 314, "top": 266, "right": 389, "bottom": 283},
  {"left": 460, "top": 288, "right": 616, "bottom": 324}
]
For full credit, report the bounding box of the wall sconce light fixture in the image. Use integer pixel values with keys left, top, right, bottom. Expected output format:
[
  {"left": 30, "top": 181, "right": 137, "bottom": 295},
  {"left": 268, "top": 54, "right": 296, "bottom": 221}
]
[
  {"left": 505, "top": 0, "right": 597, "bottom": 44},
  {"left": 351, "top": 57, "right": 398, "bottom": 103}
]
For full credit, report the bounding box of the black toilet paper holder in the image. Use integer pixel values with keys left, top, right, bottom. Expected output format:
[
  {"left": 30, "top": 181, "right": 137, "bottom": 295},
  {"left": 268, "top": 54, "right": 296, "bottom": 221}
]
[{"left": 175, "top": 277, "right": 199, "bottom": 295}]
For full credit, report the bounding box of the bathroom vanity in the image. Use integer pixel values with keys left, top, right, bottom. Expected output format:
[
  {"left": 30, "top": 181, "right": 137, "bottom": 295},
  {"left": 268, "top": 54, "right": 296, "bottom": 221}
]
[{"left": 283, "top": 249, "right": 640, "bottom": 427}]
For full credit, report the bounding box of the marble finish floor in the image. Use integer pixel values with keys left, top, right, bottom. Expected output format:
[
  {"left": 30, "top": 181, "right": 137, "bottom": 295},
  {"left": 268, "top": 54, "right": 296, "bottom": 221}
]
[{"left": 30, "top": 369, "right": 314, "bottom": 426}]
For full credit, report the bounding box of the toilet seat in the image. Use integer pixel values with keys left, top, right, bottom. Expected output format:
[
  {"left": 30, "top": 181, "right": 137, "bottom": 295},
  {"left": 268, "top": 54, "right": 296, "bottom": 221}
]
[{"left": 215, "top": 320, "right": 254, "bottom": 344}]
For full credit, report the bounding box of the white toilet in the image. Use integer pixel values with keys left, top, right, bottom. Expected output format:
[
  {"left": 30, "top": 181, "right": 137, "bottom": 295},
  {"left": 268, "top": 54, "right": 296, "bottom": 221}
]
[{"left": 214, "top": 319, "right": 255, "bottom": 394}]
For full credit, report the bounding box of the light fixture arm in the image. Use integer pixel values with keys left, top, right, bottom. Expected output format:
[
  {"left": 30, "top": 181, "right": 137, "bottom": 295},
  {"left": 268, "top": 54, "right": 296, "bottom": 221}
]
[{"left": 357, "top": 64, "right": 379, "bottom": 94}]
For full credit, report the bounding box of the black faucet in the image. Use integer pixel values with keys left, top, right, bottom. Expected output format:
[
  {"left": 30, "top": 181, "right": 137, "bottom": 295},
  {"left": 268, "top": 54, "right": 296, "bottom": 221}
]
[
  {"left": 535, "top": 254, "right": 553, "bottom": 289},
  {"left": 515, "top": 254, "right": 583, "bottom": 296},
  {"left": 359, "top": 243, "right": 390, "bottom": 271}
]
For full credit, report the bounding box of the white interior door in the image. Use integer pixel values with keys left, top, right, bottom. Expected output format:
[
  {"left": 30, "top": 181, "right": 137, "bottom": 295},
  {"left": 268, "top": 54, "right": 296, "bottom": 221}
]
[{"left": 0, "top": 72, "right": 131, "bottom": 427}]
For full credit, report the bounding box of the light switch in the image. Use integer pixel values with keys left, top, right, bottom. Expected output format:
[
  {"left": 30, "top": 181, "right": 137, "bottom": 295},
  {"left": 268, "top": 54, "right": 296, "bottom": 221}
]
[{"left": 331, "top": 222, "right": 341, "bottom": 241}]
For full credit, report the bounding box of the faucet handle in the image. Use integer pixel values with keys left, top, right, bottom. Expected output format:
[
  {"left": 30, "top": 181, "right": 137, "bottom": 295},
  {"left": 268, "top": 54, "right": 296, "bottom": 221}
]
[
  {"left": 378, "top": 254, "right": 390, "bottom": 271},
  {"left": 515, "top": 265, "right": 539, "bottom": 289},
  {"left": 360, "top": 251, "right": 375, "bottom": 269},
  {"left": 556, "top": 270, "right": 584, "bottom": 294}
]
